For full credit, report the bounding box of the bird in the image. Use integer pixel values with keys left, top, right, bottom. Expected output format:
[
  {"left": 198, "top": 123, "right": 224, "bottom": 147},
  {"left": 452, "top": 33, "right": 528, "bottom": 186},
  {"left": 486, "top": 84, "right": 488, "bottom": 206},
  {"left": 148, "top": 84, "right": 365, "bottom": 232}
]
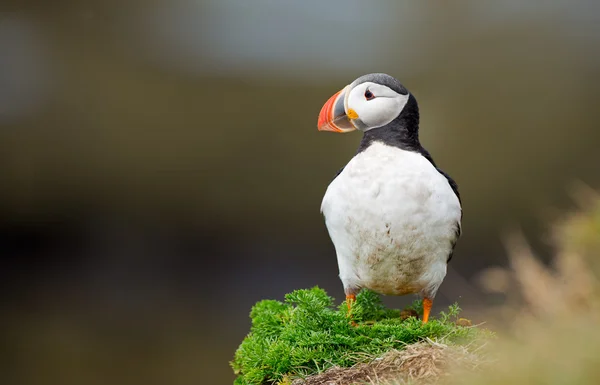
[{"left": 318, "top": 73, "right": 462, "bottom": 323}]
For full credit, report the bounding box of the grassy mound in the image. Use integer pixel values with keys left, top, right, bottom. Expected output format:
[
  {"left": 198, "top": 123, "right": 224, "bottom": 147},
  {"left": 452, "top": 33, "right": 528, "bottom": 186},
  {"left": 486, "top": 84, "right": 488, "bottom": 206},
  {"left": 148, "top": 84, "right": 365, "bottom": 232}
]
[
  {"left": 293, "top": 340, "right": 484, "bottom": 385},
  {"left": 231, "top": 288, "right": 484, "bottom": 385}
]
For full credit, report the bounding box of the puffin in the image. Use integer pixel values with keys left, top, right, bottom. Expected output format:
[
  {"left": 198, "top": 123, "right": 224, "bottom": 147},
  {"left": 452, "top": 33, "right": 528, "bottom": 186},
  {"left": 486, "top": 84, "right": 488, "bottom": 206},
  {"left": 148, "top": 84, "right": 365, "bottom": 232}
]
[{"left": 318, "top": 73, "right": 462, "bottom": 323}]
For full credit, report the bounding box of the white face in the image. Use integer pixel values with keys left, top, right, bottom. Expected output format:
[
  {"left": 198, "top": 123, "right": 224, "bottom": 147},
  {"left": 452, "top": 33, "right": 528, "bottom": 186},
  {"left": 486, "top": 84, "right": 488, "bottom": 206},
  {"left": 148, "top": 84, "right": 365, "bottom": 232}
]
[{"left": 345, "top": 82, "right": 410, "bottom": 131}]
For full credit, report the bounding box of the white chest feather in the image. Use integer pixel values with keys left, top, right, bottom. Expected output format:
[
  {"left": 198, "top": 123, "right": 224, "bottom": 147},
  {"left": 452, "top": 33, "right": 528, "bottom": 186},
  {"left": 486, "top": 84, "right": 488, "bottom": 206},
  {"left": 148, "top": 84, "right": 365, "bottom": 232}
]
[{"left": 321, "top": 142, "right": 461, "bottom": 297}]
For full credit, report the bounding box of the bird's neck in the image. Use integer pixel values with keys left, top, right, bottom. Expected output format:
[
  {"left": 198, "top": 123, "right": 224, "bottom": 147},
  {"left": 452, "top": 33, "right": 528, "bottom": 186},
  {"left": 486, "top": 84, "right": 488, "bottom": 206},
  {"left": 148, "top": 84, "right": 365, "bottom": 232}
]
[{"left": 356, "top": 116, "right": 422, "bottom": 154}]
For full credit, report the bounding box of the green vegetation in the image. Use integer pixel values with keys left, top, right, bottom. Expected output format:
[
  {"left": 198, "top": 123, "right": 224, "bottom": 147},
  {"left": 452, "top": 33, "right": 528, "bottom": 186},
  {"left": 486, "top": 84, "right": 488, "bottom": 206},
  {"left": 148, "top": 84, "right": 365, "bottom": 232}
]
[{"left": 231, "top": 288, "right": 482, "bottom": 385}]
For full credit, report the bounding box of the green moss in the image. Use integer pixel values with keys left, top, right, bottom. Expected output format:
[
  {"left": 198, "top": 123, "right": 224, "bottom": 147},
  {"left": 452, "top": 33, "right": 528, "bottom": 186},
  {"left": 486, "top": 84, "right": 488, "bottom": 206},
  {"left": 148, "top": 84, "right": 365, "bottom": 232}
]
[{"left": 231, "top": 287, "right": 484, "bottom": 385}]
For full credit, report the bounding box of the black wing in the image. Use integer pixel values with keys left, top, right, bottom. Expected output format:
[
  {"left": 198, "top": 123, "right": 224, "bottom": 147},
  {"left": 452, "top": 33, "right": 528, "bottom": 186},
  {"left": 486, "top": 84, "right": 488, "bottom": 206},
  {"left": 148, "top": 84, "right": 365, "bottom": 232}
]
[{"left": 435, "top": 168, "right": 462, "bottom": 263}]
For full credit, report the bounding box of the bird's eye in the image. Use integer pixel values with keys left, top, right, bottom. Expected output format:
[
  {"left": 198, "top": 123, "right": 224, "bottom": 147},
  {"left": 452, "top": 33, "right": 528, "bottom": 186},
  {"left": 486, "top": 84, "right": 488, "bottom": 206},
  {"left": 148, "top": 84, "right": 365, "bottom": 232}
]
[{"left": 365, "top": 90, "right": 375, "bottom": 100}]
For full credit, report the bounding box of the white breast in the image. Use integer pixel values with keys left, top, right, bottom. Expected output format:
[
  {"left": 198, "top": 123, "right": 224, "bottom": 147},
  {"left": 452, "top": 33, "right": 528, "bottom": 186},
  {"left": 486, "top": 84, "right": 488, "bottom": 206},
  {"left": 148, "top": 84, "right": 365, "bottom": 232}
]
[{"left": 321, "top": 142, "right": 461, "bottom": 298}]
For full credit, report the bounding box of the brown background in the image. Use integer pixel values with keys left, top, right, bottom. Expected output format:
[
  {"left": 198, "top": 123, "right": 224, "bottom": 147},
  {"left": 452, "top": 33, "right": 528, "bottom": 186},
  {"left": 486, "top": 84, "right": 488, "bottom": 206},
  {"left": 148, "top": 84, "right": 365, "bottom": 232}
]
[{"left": 1, "top": 2, "right": 599, "bottom": 384}]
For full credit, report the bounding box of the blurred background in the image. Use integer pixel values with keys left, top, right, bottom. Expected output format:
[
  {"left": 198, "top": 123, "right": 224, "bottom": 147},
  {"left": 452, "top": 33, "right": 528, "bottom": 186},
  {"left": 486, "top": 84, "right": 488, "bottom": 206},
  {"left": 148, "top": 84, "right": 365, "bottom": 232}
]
[{"left": 1, "top": 1, "right": 599, "bottom": 384}]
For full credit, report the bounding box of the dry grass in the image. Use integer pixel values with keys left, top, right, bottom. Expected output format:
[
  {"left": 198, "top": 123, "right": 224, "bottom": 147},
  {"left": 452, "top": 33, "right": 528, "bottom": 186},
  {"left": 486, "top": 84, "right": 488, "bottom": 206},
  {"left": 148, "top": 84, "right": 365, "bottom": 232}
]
[
  {"left": 291, "top": 338, "right": 487, "bottom": 385},
  {"left": 445, "top": 185, "right": 600, "bottom": 385}
]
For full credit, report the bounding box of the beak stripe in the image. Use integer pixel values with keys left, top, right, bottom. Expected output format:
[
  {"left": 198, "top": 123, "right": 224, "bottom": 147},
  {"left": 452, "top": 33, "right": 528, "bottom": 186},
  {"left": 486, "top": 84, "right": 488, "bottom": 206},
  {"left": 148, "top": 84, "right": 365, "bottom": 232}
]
[{"left": 317, "top": 87, "right": 356, "bottom": 133}]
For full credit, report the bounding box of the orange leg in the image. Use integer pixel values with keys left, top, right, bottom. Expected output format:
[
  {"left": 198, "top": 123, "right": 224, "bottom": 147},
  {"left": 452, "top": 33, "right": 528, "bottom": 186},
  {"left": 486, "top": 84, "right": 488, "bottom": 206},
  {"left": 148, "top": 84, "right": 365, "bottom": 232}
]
[
  {"left": 346, "top": 294, "right": 356, "bottom": 312},
  {"left": 346, "top": 294, "right": 357, "bottom": 326},
  {"left": 422, "top": 297, "right": 433, "bottom": 324}
]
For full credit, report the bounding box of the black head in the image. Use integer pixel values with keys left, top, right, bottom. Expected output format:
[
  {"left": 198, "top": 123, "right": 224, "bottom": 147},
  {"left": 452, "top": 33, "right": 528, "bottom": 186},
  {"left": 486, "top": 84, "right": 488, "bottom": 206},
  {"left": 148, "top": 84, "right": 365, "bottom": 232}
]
[{"left": 349, "top": 73, "right": 409, "bottom": 97}]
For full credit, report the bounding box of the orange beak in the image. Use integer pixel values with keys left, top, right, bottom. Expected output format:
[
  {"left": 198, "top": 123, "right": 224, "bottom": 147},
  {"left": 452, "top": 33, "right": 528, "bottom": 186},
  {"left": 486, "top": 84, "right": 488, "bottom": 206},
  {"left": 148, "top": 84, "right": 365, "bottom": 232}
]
[{"left": 317, "top": 86, "right": 356, "bottom": 133}]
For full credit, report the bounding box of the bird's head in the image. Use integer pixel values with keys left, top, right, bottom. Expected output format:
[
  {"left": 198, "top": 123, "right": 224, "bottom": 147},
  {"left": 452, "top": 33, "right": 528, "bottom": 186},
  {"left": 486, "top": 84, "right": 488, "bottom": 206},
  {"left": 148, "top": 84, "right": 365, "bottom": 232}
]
[{"left": 317, "top": 73, "right": 416, "bottom": 134}]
